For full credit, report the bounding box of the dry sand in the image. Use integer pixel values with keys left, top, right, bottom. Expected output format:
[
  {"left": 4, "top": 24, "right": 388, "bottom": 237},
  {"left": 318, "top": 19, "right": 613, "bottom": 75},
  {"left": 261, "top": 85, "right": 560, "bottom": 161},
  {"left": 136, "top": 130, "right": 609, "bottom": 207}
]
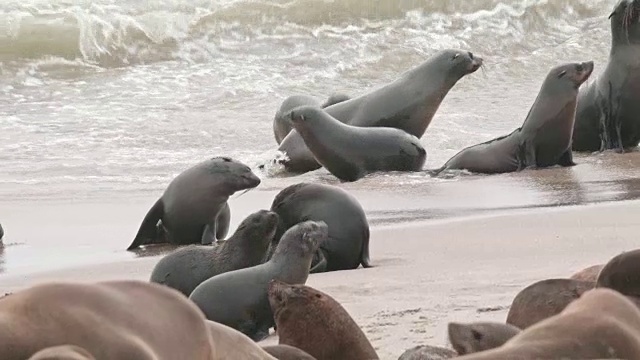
[{"left": 2, "top": 199, "right": 638, "bottom": 359}]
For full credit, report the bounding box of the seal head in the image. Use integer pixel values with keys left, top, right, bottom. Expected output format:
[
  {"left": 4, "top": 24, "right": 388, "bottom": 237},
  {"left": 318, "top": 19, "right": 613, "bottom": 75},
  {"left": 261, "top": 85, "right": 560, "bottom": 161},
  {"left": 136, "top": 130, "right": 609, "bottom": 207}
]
[{"left": 609, "top": 0, "right": 640, "bottom": 46}]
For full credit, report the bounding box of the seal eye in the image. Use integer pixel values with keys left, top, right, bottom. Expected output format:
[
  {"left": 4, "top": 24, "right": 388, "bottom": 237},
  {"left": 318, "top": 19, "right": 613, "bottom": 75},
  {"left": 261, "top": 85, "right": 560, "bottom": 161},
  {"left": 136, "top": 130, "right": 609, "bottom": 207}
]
[{"left": 558, "top": 70, "right": 567, "bottom": 78}]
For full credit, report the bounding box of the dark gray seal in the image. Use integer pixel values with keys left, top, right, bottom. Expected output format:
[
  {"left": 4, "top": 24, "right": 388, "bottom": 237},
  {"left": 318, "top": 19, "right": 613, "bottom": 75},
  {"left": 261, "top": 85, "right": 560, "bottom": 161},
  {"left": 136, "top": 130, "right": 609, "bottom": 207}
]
[
  {"left": 262, "top": 345, "right": 317, "bottom": 360},
  {"left": 266, "top": 183, "right": 370, "bottom": 273},
  {"left": 126, "top": 157, "right": 261, "bottom": 250},
  {"left": 596, "top": 249, "right": 640, "bottom": 297},
  {"left": 149, "top": 210, "right": 279, "bottom": 297},
  {"left": 448, "top": 322, "right": 521, "bottom": 355},
  {"left": 287, "top": 106, "right": 427, "bottom": 182},
  {"left": 275, "top": 49, "right": 483, "bottom": 173},
  {"left": 433, "top": 61, "right": 594, "bottom": 175},
  {"left": 572, "top": 0, "right": 640, "bottom": 152},
  {"left": 273, "top": 93, "right": 350, "bottom": 144},
  {"left": 189, "top": 220, "right": 327, "bottom": 342}
]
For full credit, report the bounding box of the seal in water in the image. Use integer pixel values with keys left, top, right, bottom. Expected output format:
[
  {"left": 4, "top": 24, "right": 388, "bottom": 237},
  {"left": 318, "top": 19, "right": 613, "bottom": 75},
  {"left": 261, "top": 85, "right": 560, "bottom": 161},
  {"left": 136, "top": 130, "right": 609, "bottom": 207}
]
[
  {"left": 287, "top": 106, "right": 427, "bottom": 182},
  {"left": 455, "top": 289, "right": 640, "bottom": 359},
  {"left": 273, "top": 93, "right": 350, "bottom": 144},
  {"left": 572, "top": 0, "right": 640, "bottom": 152},
  {"left": 266, "top": 183, "right": 370, "bottom": 273},
  {"left": 448, "top": 322, "right": 521, "bottom": 355},
  {"left": 149, "top": 210, "right": 279, "bottom": 297},
  {"left": 126, "top": 157, "right": 261, "bottom": 250},
  {"left": 28, "top": 345, "right": 96, "bottom": 360},
  {"left": 268, "top": 280, "right": 379, "bottom": 360},
  {"left": 569, "top": 264, "right": 604, "bottom": 282},
  {"left": 275, "top": 49, "right": 483, "bottom": 173},
  {"left": 596, "top": 249, "right": 640, "bottom": 296},
  {"left": 0, "top": 281, "right": 215, "bottom": 360},
  {"left": 262, "top": 345, "right": 317, "bottom": 360},
  {"left": 189, "top": 221, "right": 327, "bottom": 342},
  {"left": 506, "top": 278, "right": 595, "bottom": 330},
  {"left": 204, "top": 320, "right": 278, "bottom": 359},
  {"left": 433, "top": 61, "right": 594, "bottom": 175}
]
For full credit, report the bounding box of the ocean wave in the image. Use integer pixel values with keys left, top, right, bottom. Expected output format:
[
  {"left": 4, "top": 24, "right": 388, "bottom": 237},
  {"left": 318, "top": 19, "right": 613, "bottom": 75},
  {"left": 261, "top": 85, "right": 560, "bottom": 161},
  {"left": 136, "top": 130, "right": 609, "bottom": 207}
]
[{"left": 0, "top": 0, "right": 614, "bottom": 70}]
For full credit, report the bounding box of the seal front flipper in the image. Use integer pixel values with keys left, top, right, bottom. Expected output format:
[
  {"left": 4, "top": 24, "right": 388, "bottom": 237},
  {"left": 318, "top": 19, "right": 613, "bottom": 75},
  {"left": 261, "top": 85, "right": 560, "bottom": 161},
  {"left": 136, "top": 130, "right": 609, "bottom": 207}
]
[
  {"left": 200, "top": 223, "right": 217, "bottom": 245},
  {"left": 360, "top": 227, "right": 372, "bottom": 268},
  {"left": 127, "top": 198, "right": 165, "bottom": 251},
  {"left": 309, "top": 250, "right": 328, "bottom": 274},
  {"left": 215, "top": 202, "right": 231, "bottom": 240},
  {"left": 557, "top": 149, "right": 576, "bottom": 167},
  {"left": 239, "top": 319, "right": 271, "bottom": 342}
]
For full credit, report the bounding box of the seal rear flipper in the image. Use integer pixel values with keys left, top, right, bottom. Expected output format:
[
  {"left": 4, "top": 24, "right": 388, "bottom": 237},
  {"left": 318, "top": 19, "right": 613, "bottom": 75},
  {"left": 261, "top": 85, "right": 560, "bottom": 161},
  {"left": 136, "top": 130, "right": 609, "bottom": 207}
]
[
  {"left": 557, "top": 149, "right": 576, "bottom": 167},
  {"left": 425, "top": 166, "right": 446, "bottom": 177},
  {"left": 200, "top": 223, "right": 217, "bottom": 245},
  {"left": 309, "top": 249, "right": 328, "bottom": 274},
  {"left": 127, "top": 198, "right": 165, "bottom": 251}
]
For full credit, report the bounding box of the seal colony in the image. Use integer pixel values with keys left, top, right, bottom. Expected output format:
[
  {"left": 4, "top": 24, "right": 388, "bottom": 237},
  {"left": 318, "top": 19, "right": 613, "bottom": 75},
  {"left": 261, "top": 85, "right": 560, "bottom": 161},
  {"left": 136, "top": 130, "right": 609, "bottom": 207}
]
[{"left": 6, "top": 1, "right": 640, "bottom": 359}]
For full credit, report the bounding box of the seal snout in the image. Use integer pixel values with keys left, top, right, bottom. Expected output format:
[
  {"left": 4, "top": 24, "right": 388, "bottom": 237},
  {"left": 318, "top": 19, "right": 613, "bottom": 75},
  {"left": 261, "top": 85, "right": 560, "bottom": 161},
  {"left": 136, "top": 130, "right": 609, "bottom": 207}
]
[
  {"left": 577, "top": 61, "right": 595, "bottom": 83},
  {"left": 469, "top": 55, "right": 483, "bottom": 73}
]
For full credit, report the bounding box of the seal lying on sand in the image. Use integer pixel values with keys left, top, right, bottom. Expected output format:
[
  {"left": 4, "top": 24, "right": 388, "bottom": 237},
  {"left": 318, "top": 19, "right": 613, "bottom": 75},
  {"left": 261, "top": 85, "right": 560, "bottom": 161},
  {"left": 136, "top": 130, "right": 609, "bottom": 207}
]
[
  {"left": 150, "top": 210, "right": 279, "bottom": 296},
  {"left": 287, "top": 106, "right": 427, "bottom": 182},
  {"left": 28, "top": 345, "right": 96, "bottom": 360},
  {"left": 448, "top": 322, "right": 521, "bottom": 355},
  {"left": 506, "top": 278, "right": 595, "bottom": 329},
  {"left": 273, "top": 93, "right": 350, "bottom": 144},
  {"left": 205, "top": 320, "right": 277, "bottom": 359},
  {"left": 126, "top": 157, "right": 261, "bottom": 250},
  {"left": 573, "top": 0, "right": 640, "bottom": 152},
  {"left": 268, "top": 280, "right": 379, "bottom": 360},
  {"left": 189, "top": 221, "right": 327, "bottom": 341},
  {"left": 266, "top": 183, "right": 370, "bottom": 273},
  {"left": 0, "top": 281, "right": 215, "bottom": 360},
  {"left": 596, "top": 249, "right": 640, "bottom": 296},
  {"left": 569, "top": 264, "right": 604, "bottom": 282},
  {"left": 275, "top": 49, "right": 483, "bottom": 173},
  {"left": 456, "top": 288, "right": 640, "bottom": 359},
  {"left": 433, "top": 61, "right": 594, "bottom": 175}
]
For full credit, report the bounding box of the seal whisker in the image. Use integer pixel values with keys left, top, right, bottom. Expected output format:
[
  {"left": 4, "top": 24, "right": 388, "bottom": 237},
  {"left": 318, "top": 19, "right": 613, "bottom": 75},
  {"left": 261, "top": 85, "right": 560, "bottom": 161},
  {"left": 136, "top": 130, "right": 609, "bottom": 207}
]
[{"left": 232, "top": 187, "right": 254, "bottom": 199}]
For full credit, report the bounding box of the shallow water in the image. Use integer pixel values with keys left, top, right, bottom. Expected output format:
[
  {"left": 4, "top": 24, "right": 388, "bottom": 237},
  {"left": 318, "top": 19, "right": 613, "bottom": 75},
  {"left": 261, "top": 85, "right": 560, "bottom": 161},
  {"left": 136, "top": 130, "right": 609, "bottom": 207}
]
[{"left": 1, "top": 0, "right": 640, "bottom": 275}]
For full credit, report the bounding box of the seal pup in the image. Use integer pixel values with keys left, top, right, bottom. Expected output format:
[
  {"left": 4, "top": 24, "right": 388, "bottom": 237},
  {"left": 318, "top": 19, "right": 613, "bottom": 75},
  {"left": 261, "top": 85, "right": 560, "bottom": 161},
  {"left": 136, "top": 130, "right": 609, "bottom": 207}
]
[
  {"left": 397, "top": 345, "right": 456, "bottom": 360},
  {"left": 274, "top": 93, "right": 350, "bottom": 144},
  {"left": 596, "top": 249, "right": 640, "bottom": 296},
  {"left": 448, "top": 322, "right": 521, "bottom": 355},
  {"left": 262, "top": 345, "right": 317, "bottom": 360},
  {"left": 266, "top": 183, "right": 370, "bottom": 273},
  {"left": 268, "top": 280, "right": 379, "bottom": 360},
  {"left": 573, "top": 0, "right": 640, "bottom": 152},
  {"left": 434, "top": 61, "right": 594, "bottom": 175},
  {"left": 506, "top": 278, "right": 595, "bottom": 330},
  {"left": 126, "top": 157, "right": 261, "bottom": 250},
  {"left": 455, "top": 288, "right": 640, "bottom": 359},
  {"left": 189, "top": 221, "right": 327, "bottom": 341},
  {"left": 204, "top": 320, "right": 277, "bottom": 359},
  {"left": 287, "top": 106, "right": 427, "bottom": 182},
  {"left": 149, "top": 210, "right": 279, "bottom": 296},
  {"left": 276, "top": 49, "right": 483, "bottom": 173},
  {"left": 28, "top": 345, "right": 96, "bottom": 360},
  {"left": 0, "top": 280, "right": 215, "bottom": 360},
  {"left": 570, "top": 264, "right": 604, "bottom": 282}
]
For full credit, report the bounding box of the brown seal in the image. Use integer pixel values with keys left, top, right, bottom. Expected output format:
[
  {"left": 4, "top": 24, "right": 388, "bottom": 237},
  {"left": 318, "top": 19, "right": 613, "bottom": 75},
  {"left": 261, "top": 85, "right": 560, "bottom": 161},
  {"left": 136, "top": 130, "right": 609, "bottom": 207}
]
[
  {"left": 569, "top": 264, "right": 604, "bottom": 283},
  {"left": 397, "top": 345, "right": 456, "bottom": 360},
  {"left": 597, "top": 249, "right": 640, "bottom": 297},
  {"left": 28, "top": 346, "right": 96, "bottom": 360},
  {"left": 448, "top": 322, "right": 521, "bottom": 355},
  {"left": 0, "top": 281, "right": 214, "bottom": 360},
  {"left": 267, "top": 280, "right": 378, "bottom": 360},
  {"left": 204, "top": 320, "right": 277, "bottom": 359},
  {"left": 455, "top": 288, "right": 640, "bottom": 359},
  {"left": 262, "top": 345, "right": 317, "bottom": 360},
  {"left": 506, "top": 278, "right": 594, "bottom": 329}
]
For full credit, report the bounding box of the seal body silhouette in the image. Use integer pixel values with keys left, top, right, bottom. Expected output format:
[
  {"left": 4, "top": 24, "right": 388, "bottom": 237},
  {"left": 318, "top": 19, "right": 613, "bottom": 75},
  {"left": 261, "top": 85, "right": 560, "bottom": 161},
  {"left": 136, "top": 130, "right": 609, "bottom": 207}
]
[
  {"left": 276, "top": 49, "right": 482, "bottom": 173},
  {"left": 268, "top": 281, "right": 378, "bottom": 360},
  {"left": 573, "top": 0, "right": 640, "bottom": 152},
  {"left": 266, "top": 183, "right": 370, "bottom": 273},
  {"left": 570, "top": 264, "right": 604, "bottom": 282},
  {"left": 189, "top": 221, "right": 327, "bottom": 341},
  {"left": 126, "top": 157, "right": 261, "bottom": 250},
  {"left": 150, "top": 210, "right": 278, "bottom": 296},
  {"left": 436, "top": 62, "right": 593, "bottom": 174},
  {"left": 448, "top": 322, "right": 521, "bottom": 355},
  {"left": 597, "top": 249, "right": 640, "bottom": 296}
]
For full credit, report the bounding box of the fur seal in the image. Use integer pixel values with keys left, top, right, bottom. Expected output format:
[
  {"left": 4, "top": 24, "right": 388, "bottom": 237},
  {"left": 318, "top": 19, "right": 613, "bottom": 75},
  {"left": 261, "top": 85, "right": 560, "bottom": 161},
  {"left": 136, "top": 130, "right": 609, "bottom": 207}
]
[
  {"left": 205, "top": 320, "right": 277, "bottom": 359},
  {"left": 569, "top": 264, "right": 604, "bottom": 282},
  {"left": 273, "top": 93, "right": 350, "bottom": 144},
  {"left": 572, "top": 0, "right": 640, "bottom": 152},
  {"left": 126, "top": 157, "right": 260, "bottom": 250},
  {"left": 596, "top": 249, "right": 640, "bottom": 296},
  {"left": 266, "top": 182, "right": 370, "bottom": 273},
  {"left": 149, "top": 210, "right": 279, "bottom": 296},
  {"left": 434, "top": 61, "right": 594, "bottom": 175},
  {"left": 287, "top": 106, "right": 427, "bottom": 182},
  {"left": 506, "top": 278, "right": 595, "bottom": 330},
  {"left": 268, "top": 280, "right": 379, "bottom": 360},
  {"left": 189, "top": 220, "right": 327, "bottom": 341},
  {"left": 28, "top": 345, "right": 96, "bottom": 360},
  {"left": 262, "top": 345, "right": 317, "bottom": 360},
  {"left": 397, "top": 345, "right": 456, "bottom": 360},
  {"left": 448, "top": 322, "right": 521, "bottom": 355},
  {"left": 0, "top": 280, "right": 215, "bottom": 360},
  {"left": 455, "top": 288, "right": 640, "bottom": 359},
  {"left": 275, "top": 49, "right": 483, "bottom": 173}
]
